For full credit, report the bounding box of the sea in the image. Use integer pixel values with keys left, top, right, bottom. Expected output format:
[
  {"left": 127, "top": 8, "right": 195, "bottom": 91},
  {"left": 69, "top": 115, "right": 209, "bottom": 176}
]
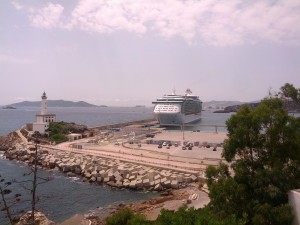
[{"left": 0, "top": 107, "right": 231, "bottom": 224}]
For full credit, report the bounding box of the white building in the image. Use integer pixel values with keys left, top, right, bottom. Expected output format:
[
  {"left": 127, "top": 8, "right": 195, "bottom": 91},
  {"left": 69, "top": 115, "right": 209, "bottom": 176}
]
[{"left": 32, "top": 92, "right": 56, "bottom": 134}]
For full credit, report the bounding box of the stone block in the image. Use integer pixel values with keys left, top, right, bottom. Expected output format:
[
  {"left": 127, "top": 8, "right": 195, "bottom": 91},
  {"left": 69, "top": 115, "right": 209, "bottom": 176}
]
[
  {"left": 154, "top": 183, "right": 163, "bottom": 191},
  {"left": 62, "top": 165, "right": 71, "bottom": 173},
  {"left": 96, "top": 177, "right": 103, "bottom": 183},
  {"left": 141, "top": 174, "right": 149, "bottom": 180},
  {"left": 123, "top": 180, "right": 130, "bottom": 188},
  {"left": 129, "top": 175, "right": 136, "bottom": 181},
  {"left": 84, "top": 173, "right": 92, "bottom": 179},
  {"left": 171, "top": 180, "right": 179, "bottom": 189},
  {"left": 163, "top": 180, "right": 171, "bottom": 188},
  {"left": 115, "top": 175, "right": 123, "bottom": 182},
  {"left": 89, "top": 177, "right": 96, "bottom": 183},
  {"left": 190, "top": 175, "right": 198, "bottom": 182},
  {"left": 136, "top": 179, "right": 143, "bottom": 189},
  {"left": 177, "top": 175, "right": 184, "bottom": 183},
  {"left": 154, "top": 174, "right": 161, "bottom": 180},
  {"left": 143, "top": 179, "right": 150, "bottom": 188},
  {"left": 161, "top": 177, "right": 167, "bottom": 183},
  {"left": 113, "top": 171, "right": 121, "bottom": 178},
  {"left": 154, "top": 179, "right": 161, "bottom": 185},
  {"left": 74, "top": 167, "right": 81, "bottom": 175},
  {"left": 129, "top": 180, "right": 136, "bottom": 189},
  {"left": 91, "top": 171, "right": 98, "bottom": 176},
  {"left": 184, "top": 177, "right": 192, "bottom": 183},
  {"left": 99, "top": 170, "right": 107, "bottom": 178},
  {"left": 170, "top": 175, "right": 177, "bottom": 181}
]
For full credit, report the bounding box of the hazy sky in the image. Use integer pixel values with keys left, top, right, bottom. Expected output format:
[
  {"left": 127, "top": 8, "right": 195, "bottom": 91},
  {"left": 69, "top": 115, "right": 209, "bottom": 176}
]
[{"left": 1, "top": 0, "right": 300, "bottom": 106}]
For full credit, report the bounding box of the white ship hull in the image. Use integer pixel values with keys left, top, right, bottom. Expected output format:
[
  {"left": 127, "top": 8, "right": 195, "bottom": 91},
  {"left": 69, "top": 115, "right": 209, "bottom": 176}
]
[
  {"left": 154, "top": 112, "right": 201, "bottom": 126},
  {"left": 152, "top": 89, "right": 202, "bottom": 126}
]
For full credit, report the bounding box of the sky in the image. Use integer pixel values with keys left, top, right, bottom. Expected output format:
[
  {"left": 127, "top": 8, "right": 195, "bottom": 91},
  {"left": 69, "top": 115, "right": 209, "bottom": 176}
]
[{"left": 1, "top": 0, "right": 300, "bottom": 106}]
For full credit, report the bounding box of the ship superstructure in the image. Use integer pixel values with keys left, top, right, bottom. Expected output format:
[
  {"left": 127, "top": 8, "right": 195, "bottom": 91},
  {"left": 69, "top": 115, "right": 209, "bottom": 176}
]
[{"left": 152, "top": 89, "right": 202, "bottom": 126}]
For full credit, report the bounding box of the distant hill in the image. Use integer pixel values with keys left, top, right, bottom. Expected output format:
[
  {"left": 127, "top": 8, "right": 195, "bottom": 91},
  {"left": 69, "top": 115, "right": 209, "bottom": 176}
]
[
  {"left": 203, "top": 101, "right": 244, "bottom": 110},
  {"left": 213, "top": 100, "right": 300, "bottom": 113},
  {"left": 10, "top": 100, "right": 97, "bottom": 107}
]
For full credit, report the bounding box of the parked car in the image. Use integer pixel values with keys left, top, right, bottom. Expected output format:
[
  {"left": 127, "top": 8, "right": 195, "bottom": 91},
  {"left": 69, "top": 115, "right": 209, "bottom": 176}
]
[
  {"left": 158, "top": 144, "right": 162, "bottom": 148},
  {"left": 146, "top": 133, "right": 155, "bottom": 138},
  {"left": 187, "top": 143, "right": 193, "bottom": 148},
  {"left": 188, "top": 146, "right": 193, "bottom": 150},
  {"left": 182, "top": 146, "right": 186, "bottom": 150},
  {"left": 162, "top": 142, "right": 167, "bottom": 146},
  {"left": 174, "top": 143, "right": 178, "bottom": 147}
]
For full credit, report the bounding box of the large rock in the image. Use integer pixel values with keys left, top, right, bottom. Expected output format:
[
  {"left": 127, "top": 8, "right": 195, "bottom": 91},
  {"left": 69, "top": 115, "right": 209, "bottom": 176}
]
[
  {"left": 162, "top": 180, "right": 171, "bottom": 188},
  {"left": 74, "top": 167, "right": 82, "bottom": 175},
  {"left": 16, "top": 210, "right": 55, "bottom": 225},
  {"left": 171, "top": 180, "right": 179, "bottom": 189},
  {"left": 190, "top": 175, "right": 198, "bottom": 182},
  {"left": 154, "top": 183, "right": 163, "bottom": 191},
  {"left": 129, "top": 180, "right": 136, "bottom": 189},
  {"left": 142, "top": 179, "right": 150, "bottom": 188},
  {"left": 136, "top": 179, "right": 143, "bottom": 189},
  {"left": 123, "top": 180, "right": 130, "bottom": 188},
  {"left": 96, "top": 177, "right": 103, "bottom": 183}
]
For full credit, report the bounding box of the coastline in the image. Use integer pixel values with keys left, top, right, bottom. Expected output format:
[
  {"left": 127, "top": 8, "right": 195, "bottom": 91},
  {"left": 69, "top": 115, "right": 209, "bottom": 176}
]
[
  {"left": 58, "top": 183, "right": 209, "bottom": 224},
  {"left": 0, "top": 124, "right": 225, "bottom": 224}
]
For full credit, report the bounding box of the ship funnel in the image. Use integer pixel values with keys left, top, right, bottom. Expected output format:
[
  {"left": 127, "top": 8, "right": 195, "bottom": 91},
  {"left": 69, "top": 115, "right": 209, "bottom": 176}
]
[{"left": 185, "top": 89, "right": 192, "bottom": 95}]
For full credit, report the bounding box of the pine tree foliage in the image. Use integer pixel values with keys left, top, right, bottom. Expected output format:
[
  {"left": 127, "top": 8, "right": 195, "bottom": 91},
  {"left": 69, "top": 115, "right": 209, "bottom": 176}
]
[{"left": 206, "top": 94, "right": 300, "bottom": 225}]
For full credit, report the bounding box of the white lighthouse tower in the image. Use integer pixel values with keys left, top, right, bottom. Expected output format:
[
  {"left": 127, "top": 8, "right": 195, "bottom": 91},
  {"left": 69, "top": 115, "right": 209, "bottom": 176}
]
[
  {"left": 41, "top": 92, "right": 48, "bottom": 115},
  {"left": 32, "top": 92, "right": 56, "bottom": 134}
]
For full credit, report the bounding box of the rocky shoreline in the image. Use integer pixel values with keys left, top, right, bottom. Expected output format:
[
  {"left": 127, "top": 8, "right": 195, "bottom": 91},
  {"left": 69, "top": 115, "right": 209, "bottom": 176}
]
[
  {"left": 0, "top": 131, "right": 205, "bottom": 224},
  {"left": 4, "top": 145, "right": 200, "bottom": 192}
]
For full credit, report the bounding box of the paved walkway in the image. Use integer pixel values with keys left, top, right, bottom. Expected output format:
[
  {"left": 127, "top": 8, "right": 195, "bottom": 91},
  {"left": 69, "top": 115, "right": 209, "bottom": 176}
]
[{"left": 16, "top": 129, "right": 28, "bottom": 144}]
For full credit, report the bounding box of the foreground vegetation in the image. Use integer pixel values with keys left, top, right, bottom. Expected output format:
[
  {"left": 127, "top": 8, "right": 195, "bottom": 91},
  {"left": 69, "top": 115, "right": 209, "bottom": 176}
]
[
  {"left": 47, "top": 121, "right": 87, "bottom": 144},
  {"left": 106, "top": 83, "right": 300, "bottom": 225},
  {"left": 106, "top": 207, "right": 246, "bottom": 225}
]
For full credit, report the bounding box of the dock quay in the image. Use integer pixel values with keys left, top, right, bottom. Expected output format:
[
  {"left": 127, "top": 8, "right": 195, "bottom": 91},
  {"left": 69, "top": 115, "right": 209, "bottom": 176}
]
[{"left": 88, "top": 118, "right": 158, "bottom": 130}]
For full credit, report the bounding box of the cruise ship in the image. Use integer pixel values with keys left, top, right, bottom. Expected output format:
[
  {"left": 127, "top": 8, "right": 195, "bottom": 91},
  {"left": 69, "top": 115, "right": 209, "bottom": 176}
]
[{"left": 152, "top": 89, "right": 202, "bottom": 126}]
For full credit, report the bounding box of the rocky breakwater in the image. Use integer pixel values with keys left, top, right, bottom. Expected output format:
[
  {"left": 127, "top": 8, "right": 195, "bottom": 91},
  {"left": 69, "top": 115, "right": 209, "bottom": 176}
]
[
  {"left": 4, "top": 147, "right": 200, "bottom": 192},
  {"left": 0, "top": 131, "right": 22, "bottom": 151}
]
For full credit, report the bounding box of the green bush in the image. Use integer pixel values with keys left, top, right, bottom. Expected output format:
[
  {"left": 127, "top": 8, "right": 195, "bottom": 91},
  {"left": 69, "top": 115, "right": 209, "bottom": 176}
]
[
  {"left": 106, "top": 208, "right": 134, "bottom": 225},
  {"left": 50, "top": 133, "right": 68, "bottom": 144},
  {"left": 155, "top": 207, "right": 246, "bottom": 225},
  {"left": 106, "top": 208, "right": 151, "bottom": 225}
]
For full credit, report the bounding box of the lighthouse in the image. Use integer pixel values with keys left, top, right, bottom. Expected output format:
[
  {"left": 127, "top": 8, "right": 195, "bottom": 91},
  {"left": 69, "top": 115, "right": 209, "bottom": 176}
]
[
  {"left": 41, "top": 92, "right": 48, "bottom": 115},
  {"left": 32, "top": 92, "right": 56, "bottom": 134}
]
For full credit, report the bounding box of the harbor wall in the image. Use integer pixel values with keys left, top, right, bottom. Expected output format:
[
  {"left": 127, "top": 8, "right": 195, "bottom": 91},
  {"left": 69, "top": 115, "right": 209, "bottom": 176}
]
[
  {"left": 4, "top": 147, "right": 200, "bottom": 192},
  {"left": 88, "top": 118, "right": 157, "bottom": 130}
]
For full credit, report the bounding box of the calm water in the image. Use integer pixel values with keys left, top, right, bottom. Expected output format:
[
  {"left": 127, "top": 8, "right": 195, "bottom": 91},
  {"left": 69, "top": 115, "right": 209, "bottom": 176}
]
[
  {"left": 0, "top": 158, "right": 156, "bottom": 224},
  {"left": 0, "top": 107, "right": 231, "bottom": 223},
  {"left": 0, "top": 106, "right": 154, "bottom": 136}
]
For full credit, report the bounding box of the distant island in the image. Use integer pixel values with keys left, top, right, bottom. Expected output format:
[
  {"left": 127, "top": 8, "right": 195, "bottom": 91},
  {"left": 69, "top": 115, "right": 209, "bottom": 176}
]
[
  {"left": 202, "top": 101, "right": 244, "bottom": 110},
  {"left": 2, "top": 105, "right": 17, "bottom": 109},
  {"left": 10, "top": 100, "right": 98, "bottom": 107},
  {"left": 213, "top": 100, "right": 300, "bottom": 113}
]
